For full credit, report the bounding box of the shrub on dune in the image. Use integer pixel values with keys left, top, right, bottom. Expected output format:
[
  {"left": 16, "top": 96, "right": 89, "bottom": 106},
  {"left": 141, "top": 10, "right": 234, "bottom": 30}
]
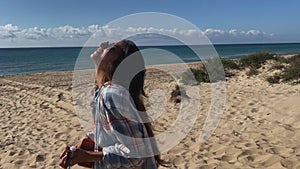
[
  {"left": 281, "top": 55, "right": 300, "bottom": 84},
  {"left": 240, "top": 52, "right": 276, "bottom": 69}
]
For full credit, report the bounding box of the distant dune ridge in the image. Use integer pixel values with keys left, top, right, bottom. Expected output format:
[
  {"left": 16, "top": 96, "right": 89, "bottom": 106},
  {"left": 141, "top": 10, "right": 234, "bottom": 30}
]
[{"left": 0, "top": 56, "right": 299, "bottom": 168}]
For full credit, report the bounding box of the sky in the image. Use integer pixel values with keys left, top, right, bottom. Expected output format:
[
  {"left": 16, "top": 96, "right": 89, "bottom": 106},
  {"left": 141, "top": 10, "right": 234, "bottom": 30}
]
[{"left": 0, "top": 0, "right": 300, "bottom": 47}]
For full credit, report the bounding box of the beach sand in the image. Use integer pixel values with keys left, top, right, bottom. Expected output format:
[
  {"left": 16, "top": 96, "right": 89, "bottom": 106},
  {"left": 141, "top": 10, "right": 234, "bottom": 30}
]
[{"left": 0, "top": 61, "right": 300, "bottom": 169}]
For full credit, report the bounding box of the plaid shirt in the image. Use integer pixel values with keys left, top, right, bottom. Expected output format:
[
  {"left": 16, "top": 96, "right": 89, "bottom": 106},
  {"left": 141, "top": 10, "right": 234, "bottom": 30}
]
[{"left": 91, "top": 83, "right": 157, "bottom": 169}]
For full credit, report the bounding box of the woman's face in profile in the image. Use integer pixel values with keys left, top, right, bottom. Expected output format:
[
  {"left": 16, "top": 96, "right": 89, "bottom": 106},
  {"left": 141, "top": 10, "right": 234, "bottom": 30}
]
[{"left": 102, "top": 41, "right": 125, "bottom": 59}]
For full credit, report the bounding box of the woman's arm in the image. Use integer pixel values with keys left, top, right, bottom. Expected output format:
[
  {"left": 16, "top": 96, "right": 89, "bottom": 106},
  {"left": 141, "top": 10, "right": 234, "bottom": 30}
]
[
  {"left": 84, "top": 150, "right": 104, "bottom": 162},
  {"left": 86, "top": 131, "right": 94, "bottom": 141},
  {"left": 59, "top": 148, "right": 103, "bottom": 167}
]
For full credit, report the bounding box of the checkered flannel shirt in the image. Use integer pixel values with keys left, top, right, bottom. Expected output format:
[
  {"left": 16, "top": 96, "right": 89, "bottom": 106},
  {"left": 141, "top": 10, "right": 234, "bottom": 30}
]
[{"left": 91, "top": 83, "right": 157, "bottom": 169}]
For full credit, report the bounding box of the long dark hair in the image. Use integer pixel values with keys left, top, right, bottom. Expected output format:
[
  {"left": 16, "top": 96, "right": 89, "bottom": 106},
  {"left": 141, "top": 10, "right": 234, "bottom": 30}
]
[{"left": 96, "top": 39, "right": 167, "bottom": 167}]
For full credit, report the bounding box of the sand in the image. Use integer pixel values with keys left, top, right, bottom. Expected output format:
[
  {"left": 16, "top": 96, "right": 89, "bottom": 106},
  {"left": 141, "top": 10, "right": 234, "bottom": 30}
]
[{"left": 0, "top": 61, "right": 300, "bottom": 169}]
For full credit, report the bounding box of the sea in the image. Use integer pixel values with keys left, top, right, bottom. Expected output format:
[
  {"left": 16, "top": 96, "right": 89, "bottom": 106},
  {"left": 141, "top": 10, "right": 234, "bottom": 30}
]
[{"left": 1, "top": 43, "right": 300, "bottom": 76}]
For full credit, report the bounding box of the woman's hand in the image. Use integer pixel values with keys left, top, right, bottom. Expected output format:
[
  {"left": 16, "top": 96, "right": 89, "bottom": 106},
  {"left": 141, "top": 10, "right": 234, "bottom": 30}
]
[
  {"left": 90, "top": 41, "right": 110, "bottom": 67},
  {"left": 59, "top": 148, "right": 88, "bottom": 168},
  {"left": 59, "top": 137, "right": 96, "bottom": 168}
]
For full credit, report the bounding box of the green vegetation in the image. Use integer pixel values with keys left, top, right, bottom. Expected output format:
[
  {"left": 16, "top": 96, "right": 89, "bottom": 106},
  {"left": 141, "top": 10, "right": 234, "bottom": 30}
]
[
  {"left": 270, "top": 62, "right": 285, "bottom": 70},
  {"left": 246, "top": 67, "right": 259, "bottom": 76},
  {"left": 181, "top": 57, "right": 228, "bottom": 85},
  {"left": 280, "top": 55, "right": 300, "bottom": 84},
  {"left": 240, "top": 52, "right": 276, "bottom": 69},
  {"left": 221, "top": 59, "right": 240, "bottom": 70},
  {"left": 266, "top": 75, "right": 280, "bottom": 84},
  {"left": 180, "top": 52, "right": 300, "bottom": 85},
  {"left": 181, "top": 67, "right": 209, "bottom": 85},
  {"left": 284, "top": 54, "right": 300, "bottom": 63},
  {"left": 239, "top": 52, "right": 277, "bottom": 76}
]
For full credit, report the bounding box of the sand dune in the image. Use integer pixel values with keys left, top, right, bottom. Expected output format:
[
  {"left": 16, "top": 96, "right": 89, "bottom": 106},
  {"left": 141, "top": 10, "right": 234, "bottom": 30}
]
[{"left": 0, "top": 62, "right": 299, "bottom": 168}]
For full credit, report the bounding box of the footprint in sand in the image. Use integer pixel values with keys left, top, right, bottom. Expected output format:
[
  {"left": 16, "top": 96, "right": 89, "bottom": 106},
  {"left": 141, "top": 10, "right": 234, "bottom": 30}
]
[{"left": 35, "top": 154, "right": 45, "bottom": 162}]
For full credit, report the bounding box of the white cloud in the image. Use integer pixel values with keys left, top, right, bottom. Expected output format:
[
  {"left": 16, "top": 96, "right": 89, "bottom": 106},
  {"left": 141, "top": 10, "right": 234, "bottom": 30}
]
[
  {"left": 0, "top": 24, "right": 277, "bottom": 47},
  {"left": 203, "top": 28, "right": 268, "bottom": 37},
  {"left": 0, "top": 24, "right": 20, "bottom": 39},
  {"left": 204, "top": 29, "right": 225, "bottom": 36},
  {"left": 245, "top": 29, "right": 267, "bottom": 36},
  {"left": 229, "top": 29, "right": 238, "bottom": 36},
  {"left": 21, "top": 27, "right": 49, "bottom": 40},
  {"left": 203, "top": 28, "right": 275, "bottom": 43}
]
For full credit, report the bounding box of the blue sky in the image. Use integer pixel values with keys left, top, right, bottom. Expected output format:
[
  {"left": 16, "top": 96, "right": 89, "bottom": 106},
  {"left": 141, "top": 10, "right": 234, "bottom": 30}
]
[{"left": 0, "top": 0, "right": 299, "bottom": 47}]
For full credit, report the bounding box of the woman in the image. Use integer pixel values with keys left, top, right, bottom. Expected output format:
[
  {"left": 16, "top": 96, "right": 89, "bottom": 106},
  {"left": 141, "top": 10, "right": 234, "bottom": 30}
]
[{"left": 59, "top": 40, "right": 167, "bottom": 168}]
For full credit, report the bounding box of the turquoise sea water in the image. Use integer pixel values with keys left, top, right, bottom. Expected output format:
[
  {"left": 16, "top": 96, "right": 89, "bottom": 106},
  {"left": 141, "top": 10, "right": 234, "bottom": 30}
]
[{"left": 1, "top": 43, "right": 300, "bottom": 76}]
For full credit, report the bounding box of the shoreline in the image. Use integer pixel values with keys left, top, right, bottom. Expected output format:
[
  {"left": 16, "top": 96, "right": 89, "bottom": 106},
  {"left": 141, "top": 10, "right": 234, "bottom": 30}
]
[
  {"left": 0, "top": 61, "right": 204, "bottom": 78},
  {"left": 1, "top": 53, "right": 297, "bottom": 78}
]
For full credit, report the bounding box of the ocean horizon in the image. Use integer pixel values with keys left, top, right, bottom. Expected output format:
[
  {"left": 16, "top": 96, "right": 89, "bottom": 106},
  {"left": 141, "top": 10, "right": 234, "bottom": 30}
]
[{"left": 1, "top": 43, "right": 300, "bottom": 76}]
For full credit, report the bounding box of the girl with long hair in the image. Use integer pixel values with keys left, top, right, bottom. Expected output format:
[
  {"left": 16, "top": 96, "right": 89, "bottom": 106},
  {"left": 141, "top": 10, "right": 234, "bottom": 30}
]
[{"left": 59, "top": 40, "right": 167, "bottom": 168}]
